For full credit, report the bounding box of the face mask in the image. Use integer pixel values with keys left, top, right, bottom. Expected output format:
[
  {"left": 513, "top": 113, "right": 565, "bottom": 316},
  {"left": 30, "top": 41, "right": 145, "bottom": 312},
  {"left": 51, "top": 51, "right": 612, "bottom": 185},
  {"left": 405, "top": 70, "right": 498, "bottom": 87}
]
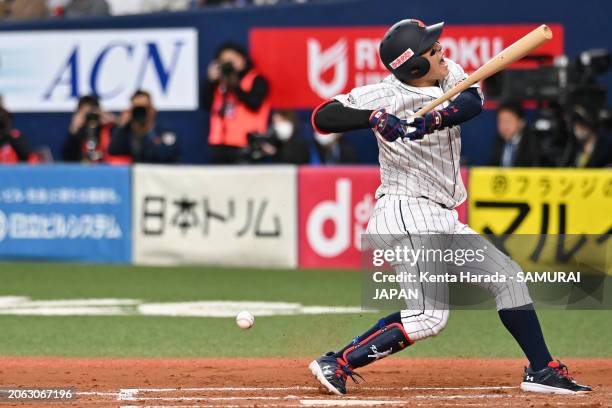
[
  {"left": 314, "top": 132, "right": 339, "bottom": 146},
  {"left": 274, "top": 121, "right": 294, "bottom": 141}
]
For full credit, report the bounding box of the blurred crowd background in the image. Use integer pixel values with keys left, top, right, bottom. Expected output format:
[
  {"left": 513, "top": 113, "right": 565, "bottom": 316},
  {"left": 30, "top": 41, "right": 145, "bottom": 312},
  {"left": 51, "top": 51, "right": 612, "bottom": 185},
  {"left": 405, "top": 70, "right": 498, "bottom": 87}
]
[
  {"left": 0, "top": 0, "right": 610, "bottom": 168},
  {"left": 0, "top": 0, "right": 320, "bottom": 20}
]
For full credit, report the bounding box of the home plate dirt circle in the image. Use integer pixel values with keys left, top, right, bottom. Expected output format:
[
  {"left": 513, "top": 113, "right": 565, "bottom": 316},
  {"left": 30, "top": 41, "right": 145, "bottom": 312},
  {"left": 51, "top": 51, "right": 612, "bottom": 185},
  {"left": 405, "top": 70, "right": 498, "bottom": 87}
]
[{"left": 0, "top": 357, "right": 609, "bottom": 407}]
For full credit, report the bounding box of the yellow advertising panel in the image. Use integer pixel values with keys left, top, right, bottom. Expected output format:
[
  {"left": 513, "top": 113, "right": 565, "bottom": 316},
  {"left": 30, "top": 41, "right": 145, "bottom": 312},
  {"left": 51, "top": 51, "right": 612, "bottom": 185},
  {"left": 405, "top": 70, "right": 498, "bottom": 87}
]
[{"left": 469, "top": 168, "right": 612, "bottom": 235}]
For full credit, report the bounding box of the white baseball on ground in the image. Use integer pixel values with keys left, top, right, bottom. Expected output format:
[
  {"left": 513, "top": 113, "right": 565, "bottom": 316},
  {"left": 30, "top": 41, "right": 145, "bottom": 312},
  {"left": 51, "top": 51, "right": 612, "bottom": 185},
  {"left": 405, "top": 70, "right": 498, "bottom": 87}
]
[{"left": 236, "top": 311, "right": 255, "bottom": 330}]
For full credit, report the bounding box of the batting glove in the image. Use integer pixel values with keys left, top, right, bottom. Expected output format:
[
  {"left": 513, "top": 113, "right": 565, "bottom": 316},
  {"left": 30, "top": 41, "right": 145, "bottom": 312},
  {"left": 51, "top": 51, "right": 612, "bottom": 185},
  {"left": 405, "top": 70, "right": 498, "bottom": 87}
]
[
  {"left": 369, "top": 108, "right": 407, "bottom": 142},
  {"left": 405, "top": 111, "right": 443, "bottom": 140}
]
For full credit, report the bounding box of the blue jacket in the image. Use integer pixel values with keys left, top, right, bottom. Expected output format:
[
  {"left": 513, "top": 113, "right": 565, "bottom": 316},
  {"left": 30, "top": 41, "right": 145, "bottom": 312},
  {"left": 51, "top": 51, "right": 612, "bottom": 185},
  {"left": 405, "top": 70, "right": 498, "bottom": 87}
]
[{"left": 109, "top": 122, "right": 180, "bottom": 163}]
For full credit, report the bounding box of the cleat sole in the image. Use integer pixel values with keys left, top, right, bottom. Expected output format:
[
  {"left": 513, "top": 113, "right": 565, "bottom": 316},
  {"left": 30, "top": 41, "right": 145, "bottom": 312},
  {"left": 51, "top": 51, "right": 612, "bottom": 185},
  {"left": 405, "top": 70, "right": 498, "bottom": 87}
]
[
  {"left": 520, "top": 382, "right": 591, "bottom": 395},
  {"left": 309, "top": 360, "right": 344, "bottom": 396}
]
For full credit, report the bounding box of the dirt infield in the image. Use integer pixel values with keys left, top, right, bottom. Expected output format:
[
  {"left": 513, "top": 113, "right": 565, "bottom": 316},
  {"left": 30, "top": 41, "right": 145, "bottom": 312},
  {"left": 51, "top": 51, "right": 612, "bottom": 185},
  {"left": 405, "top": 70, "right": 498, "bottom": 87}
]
[{"left": 0, "top": 357, "right": 610, "bottom": 407}]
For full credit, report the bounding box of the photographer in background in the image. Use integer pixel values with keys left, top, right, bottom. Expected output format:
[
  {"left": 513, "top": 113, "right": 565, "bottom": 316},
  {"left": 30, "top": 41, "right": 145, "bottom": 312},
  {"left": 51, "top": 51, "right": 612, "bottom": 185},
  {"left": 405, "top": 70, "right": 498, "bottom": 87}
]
[
  {"left": 571, "top": 106, "right": 612, "bottom": 167},
  {"left": 0, "top": 105, "right": 33, "bottom": 164},
  {"left": 245, "top": 109, "right": 310, "bottom": 164},
  {"left": 109, "top": 90, "right": 180, "bottom": 163},
  {"left": 201, "top": 42, "right": 270, "bottom": 164},
  {"left": 62, "top": 95, "right": 116, "bottom": 163}
]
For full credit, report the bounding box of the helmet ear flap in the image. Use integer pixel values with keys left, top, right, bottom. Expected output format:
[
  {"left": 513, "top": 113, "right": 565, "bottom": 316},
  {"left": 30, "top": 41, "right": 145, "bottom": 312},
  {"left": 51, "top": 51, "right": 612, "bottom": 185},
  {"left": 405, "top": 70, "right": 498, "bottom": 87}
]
[
  {"left": 411, "top": 56, "right": 431, "bottom": 79},
  {"left": 394, "top": 55, "right": 430, "bottom": 82}
]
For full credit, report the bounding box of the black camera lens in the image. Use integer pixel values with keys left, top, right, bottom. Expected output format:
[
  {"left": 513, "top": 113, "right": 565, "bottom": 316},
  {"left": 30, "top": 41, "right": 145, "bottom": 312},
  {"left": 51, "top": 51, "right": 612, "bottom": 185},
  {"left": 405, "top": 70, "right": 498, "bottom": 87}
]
[
  {"left": 85, "top": 112, "right": 100, "bottom": 124},
  {"left": 220, "top": 62, "right": 235, "bottom": 77},
  {"left": 132, "top": 106, "right": 148, "bottom": 122}
]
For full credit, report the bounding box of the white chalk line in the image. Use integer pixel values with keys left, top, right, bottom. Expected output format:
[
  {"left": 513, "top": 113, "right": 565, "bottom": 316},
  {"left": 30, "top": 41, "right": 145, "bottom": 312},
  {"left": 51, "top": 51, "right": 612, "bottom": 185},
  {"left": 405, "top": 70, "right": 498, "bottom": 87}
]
[
  {"left": 76, "top": 385, "right": 518, "bottom": 401},
  {"left": 111, "top": 387, "right": 516, "bottom": 401},
  {"left": 120, "top": 406, "right": 300, "bottom": 408},
  {"left": 119, "top": 406, "right": 298, "bottom": 408},
  {"left": 120, "top": 396, "right": 293, "bottom": 402},
  {"left": 115, "top": 393, "right": 569, "bottom": 402},
  {"left": 123, "top": 395, "right": 498, "bottom": 401},
  {"left": 76, "top": 385, "right": 516, "bottom": 396},
  {"left": 0, "top": 296, "right": 371, "bottom": 317},
  {"left": 300, "top": 402, "right": 411, "bottom": 407},
  {"left": 77, "top": 385, "right": 603, "bottom": 408},
  {"left": 124, "top": 385, "right": 517, "bottom": 391},
  {"left": 118, "top": 404, "right": 604, "bottom": 408},
  {"left": 79, "top": 391, "right": 124, "bottom": 396},
  {"left": 116, "top": 401, "right": 602, "bottom": 408}
]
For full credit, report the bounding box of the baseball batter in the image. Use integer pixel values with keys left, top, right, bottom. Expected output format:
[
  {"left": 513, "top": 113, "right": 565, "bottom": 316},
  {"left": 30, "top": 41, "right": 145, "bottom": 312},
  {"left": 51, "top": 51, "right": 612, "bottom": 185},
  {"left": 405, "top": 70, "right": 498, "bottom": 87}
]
[{"left": 309, "top": 19, "right": 591, "bottom": 396}]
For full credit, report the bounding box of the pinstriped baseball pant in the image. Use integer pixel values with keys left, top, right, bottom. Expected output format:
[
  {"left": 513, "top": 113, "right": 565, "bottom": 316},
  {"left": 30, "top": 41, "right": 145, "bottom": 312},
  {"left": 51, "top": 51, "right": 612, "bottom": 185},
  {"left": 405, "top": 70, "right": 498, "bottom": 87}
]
[{"left": 366, "top": 195, "right": 532, "bottom": 342}]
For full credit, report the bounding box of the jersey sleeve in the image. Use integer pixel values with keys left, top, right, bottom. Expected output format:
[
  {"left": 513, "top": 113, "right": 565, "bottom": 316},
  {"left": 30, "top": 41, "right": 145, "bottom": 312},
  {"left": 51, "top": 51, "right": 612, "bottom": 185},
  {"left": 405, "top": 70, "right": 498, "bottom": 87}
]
[
  {"left": 333, "top": 83, "right": 395, "bottom": 111},
  {"left": 441, "top": 58, "right": 483, "bottom": 103}
]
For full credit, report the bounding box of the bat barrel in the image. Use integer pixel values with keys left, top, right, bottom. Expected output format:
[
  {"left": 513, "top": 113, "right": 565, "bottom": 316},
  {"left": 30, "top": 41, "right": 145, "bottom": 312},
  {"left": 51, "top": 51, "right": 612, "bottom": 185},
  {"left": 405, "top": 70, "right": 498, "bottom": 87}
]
[{"left": 414, "top": 24, "right": 554, "bottom": 117}]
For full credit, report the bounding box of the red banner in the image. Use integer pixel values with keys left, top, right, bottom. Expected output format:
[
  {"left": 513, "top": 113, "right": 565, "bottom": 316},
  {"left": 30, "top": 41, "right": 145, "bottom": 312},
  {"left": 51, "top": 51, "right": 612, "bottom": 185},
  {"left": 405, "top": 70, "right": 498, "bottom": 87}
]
[
  {"left": 250, "top": 24, "right": 564, "bottom": 109},
  {"left": 298, "top": 166, "right": 379, "bottom": 269},
  {"left": 298, "top": 166, "right": 469, "bottom": 269}
]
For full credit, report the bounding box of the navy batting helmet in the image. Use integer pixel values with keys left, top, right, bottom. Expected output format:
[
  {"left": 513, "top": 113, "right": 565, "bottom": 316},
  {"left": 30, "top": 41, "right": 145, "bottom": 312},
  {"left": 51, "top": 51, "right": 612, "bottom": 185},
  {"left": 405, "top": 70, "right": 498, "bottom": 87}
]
[{"left": 379, "top": 19, "right": 444, "bottom": 81}]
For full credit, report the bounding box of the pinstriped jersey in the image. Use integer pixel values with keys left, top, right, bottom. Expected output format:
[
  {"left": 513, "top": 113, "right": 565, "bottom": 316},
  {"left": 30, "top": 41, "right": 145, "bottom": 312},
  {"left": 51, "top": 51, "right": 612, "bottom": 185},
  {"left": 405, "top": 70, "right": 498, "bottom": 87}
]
[{"left": 333, "top": 59, "right": 481, "bottom": 209}]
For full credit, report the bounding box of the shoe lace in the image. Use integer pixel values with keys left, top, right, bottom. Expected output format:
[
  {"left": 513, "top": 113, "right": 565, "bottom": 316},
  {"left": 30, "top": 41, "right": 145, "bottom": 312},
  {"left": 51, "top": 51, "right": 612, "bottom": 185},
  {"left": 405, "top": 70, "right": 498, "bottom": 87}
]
[
  {"left": 551, "top": 360, "right": 574, "bottom": 381},
  {"left": 336, "top": 361, "right": 365, "bottom": 384}
]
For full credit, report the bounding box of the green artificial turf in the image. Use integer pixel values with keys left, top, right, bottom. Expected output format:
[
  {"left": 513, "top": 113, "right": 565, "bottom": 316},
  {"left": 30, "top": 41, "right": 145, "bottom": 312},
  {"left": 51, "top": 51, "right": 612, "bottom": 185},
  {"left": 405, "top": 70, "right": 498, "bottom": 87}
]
[{"left": 0, "top": 262, "right": 610, "bottom": 358}]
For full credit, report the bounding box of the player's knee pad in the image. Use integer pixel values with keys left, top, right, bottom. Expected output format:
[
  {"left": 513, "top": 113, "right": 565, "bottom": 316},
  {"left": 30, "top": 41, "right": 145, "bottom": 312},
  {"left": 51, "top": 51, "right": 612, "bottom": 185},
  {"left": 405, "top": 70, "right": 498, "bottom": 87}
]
[
  {"left": 401, "top": 309, "right": 448, "bottom": 340},
  {"left": 423, "top": 309, "right": 448, "bottom": 337},
  {"left": 339, "top": 322, "right": 413, "bottom": 369}
]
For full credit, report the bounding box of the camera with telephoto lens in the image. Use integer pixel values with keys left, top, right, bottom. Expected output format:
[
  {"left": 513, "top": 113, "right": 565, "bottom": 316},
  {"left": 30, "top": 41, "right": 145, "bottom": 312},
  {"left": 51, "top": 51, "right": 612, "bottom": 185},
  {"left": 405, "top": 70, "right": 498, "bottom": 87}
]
[
  {"left": 244, "top": 129, "right": 275, "bottom": 163},
  {"left": 83, "top": 110, "right": 103, "bottom": 162},
  {"left": 220, "top": 62, "right": 236, "bottom": 79},
  {"left": 132, "top": 106, "right": 148, "bottom": 125},
  {"left": 85, "top": 112, "right": 100, "bottom": 126},
  {"left": 483, "top": 48, "right": 611, "bottom": 166}
]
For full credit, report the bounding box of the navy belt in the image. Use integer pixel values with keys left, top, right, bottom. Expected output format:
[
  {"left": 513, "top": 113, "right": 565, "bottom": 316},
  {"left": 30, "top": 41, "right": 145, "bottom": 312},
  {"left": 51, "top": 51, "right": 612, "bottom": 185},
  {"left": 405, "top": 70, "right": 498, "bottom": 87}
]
[{"left": 419, "top": 196, "right": 449, "bottom": 209}]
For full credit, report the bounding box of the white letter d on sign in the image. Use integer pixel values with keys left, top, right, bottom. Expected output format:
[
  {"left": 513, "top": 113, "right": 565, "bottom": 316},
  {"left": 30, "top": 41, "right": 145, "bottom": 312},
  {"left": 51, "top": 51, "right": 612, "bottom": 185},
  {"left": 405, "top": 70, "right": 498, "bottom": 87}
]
[{"left": 307, "top": 179, "right": 351, "bottom": 257}]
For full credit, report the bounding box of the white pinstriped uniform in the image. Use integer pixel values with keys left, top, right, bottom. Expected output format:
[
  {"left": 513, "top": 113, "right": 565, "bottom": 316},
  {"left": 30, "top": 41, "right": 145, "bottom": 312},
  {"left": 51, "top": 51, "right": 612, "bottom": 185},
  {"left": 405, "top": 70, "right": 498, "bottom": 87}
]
[
  {"left": 333, "top": 59, "right": 532, "bottom": 342},
  {"left": 335, "top": 58, "right": 470, "bottom": 208}
]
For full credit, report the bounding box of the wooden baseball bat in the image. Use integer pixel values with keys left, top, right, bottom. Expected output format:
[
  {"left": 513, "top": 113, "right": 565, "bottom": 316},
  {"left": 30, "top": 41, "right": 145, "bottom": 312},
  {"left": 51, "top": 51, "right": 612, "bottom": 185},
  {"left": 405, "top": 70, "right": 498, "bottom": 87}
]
[{"left": 414, "top": 24, "right": 553, "bottom": 117}]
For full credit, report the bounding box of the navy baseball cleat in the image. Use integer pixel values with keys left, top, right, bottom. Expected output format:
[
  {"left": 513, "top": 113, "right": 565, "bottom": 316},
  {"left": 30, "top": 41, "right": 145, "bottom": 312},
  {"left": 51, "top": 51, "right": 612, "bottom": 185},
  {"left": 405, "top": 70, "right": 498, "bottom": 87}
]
[
  {"left": 520, "top": 360, "right": 592, "bottom": 394},
  {"left": 308, "top": 352, "right": 363, "bottom": 395}
]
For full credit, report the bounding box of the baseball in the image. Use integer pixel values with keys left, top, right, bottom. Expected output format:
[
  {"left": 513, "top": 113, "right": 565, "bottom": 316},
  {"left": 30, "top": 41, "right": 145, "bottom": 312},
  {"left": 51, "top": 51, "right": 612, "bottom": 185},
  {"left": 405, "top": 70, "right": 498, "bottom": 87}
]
[{"left": 236, "top": 311, "right": 255, "bottom": 330}]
